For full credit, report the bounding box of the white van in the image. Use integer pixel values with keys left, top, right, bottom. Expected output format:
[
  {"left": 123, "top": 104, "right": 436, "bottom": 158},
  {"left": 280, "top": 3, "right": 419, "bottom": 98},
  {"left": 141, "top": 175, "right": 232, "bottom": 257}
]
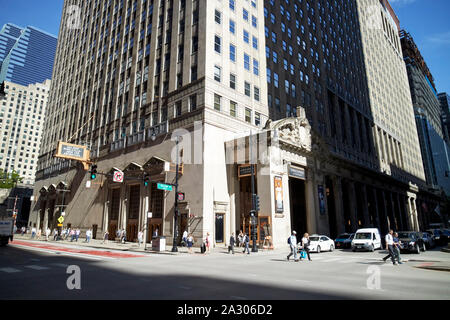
[{"left": 351, "top": 228, "right": 382, "bottom": 252}]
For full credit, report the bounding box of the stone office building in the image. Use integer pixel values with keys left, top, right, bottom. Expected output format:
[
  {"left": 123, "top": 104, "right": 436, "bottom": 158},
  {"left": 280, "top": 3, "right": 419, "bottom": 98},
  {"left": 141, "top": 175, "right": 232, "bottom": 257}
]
[{"left": 30, "top": 0, "right": 437, "bottom": 249}]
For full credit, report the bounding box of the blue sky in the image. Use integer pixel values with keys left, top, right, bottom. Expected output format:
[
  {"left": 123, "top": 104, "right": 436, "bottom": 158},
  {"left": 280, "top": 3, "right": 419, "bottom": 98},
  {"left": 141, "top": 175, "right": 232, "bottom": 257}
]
[{"left": 0, "top": 0, "right": 449, "bottom": 93}]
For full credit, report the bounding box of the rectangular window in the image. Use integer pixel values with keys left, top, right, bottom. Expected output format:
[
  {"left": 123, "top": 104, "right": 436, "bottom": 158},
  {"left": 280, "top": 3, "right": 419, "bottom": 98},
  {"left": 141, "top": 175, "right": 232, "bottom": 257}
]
[
  {"left": 252, "top": 16, "right": 257, "bottom": 28},
  {"left": 229, "top": 19, "right": 236, "bottom": 34},
  {"left": 245, "top": 108, "right": 252, "bottom": 123},
  {"left": 243, "top": 30, "right": 249, "bottom": 44},
  {"left": 189, "top": 94, "right": 197, "bottom": 111},
  {"left": 230, "top": 101, "right": 237, "bottom": 117},
  {"left": 244, "top": 53, "right": 250, "bottom": 70},
  {"left": 252, "top": 36, "right": 258, "bottom": 49},
  {"left": 255, "top": 112, "right": 261, "bottom": 126},
  {"left": 245, "top": 82, "right": 251, "bottom": 97},
  {"left": 214, "top": 94, "right": 221, "bottom": 111},
  {"left": 230, "top": 44, "right": 236, "bottom": 62},
  {"left": 254, "top": 86, "right": 260, "bottom": 101},
  {"left": 214, "top": 65, "right": 221, "bottom": 82},
  {"left": 253, "top": 59, "right": 259, "bottom": 75},
  {"left": 229, "top": 0, "right": 235, "bottom": 11},
  {"left": 215, "top": 10, "right": 222, "bottom": 24},
  {"left": 230, "top": 73, "right": 236, "bottom": 89},
  {"left": 214, "top": 35, "right": 221, "bottom": 53},
  {"left": 243, "top": 9, "right": 249, "bottom": 21}
]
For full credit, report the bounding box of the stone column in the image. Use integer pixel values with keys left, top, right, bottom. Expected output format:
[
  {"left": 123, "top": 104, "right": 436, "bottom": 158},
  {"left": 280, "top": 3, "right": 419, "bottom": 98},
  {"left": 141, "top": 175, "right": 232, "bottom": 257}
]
[
  {"left": 361, "top": 184, "right": 370, "bottom": 228},
  {"left": 412, "top": 198, "right": 419, "bottom": 231},
  {"left": 407, "top": 197, "right": 414, "bottom": 231},
  {"left": 371, "top": 187, "right": 381, "bottom": 230},
  {"left": 347, "top": 180, "right": 359, "bottom": 232},
  {"left": 119, "top": 184, "right": 127, "bottom": 230},
  {"left": 380, "top": 190, "right": 389, "bottom": 234},
  {"left": 43, "top": 208, "right": 50, "bottom": 232},
  {"left": 305, "top": 168, "right": 317, "bottom": 234},
  {"left": 394, "top": 193, "right": 403, "bottom": 231},
  {"left": 332, "top": 176, "right": 346, "bottom": 235}
]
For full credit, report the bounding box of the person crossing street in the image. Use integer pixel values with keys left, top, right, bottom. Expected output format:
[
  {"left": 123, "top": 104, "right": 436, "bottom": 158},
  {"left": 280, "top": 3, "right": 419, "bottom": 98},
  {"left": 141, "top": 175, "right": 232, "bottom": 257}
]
[{"left": 287, "top": 231, "right": 298, "bottom": 261}]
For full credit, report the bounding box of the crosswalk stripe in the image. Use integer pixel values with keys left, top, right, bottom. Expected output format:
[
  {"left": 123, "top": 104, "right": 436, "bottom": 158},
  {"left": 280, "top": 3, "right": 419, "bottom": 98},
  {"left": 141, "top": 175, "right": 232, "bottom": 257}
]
[
  {"left": 24, "top": 265, "right": 50, "bottom": 270},
  {"left": 0, "top": 267, "right": 21, "bottom": 273}
]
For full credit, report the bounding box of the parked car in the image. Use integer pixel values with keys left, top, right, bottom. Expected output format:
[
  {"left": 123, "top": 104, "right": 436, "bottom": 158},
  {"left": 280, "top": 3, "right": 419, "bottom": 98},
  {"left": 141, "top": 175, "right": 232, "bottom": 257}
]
[
  {"left": 335, "top": 233, "right": 355, "bottom": 249},
  {"left": 419, "top": 231, "right": 435, "bottom": 249},
  {"left": 397, "top": 231, "right": 426, "bottom": 254},
  {"left": 308, "top": 235, "right": 335, "bottom": 253},
  {"left": 351, "top": 228, "right": 382, "bottom": 252},
  {"left": 426, "top": 229, "right": 449, "bottom": 246}
]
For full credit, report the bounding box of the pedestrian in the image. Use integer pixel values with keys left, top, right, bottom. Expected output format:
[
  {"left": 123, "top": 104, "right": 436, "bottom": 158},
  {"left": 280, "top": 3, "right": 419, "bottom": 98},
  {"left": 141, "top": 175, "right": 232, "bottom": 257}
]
[
  {"left": 37, "top": 229, "right": 42, "bottom": 240},
  {"left": 75, "top": 228, "right": 80, "bottom": 242},
  {"left": 153, "top": 228, "right": 159, "bottom": 239},
  {"left": 31, "top": 227, "right": 36, "bottom": 239},
  {"left": 243, "top": 233, "right": 250, "bottom": 255},
  {"left": 85, "top": 229, "right": 92, "bottom": 243},
  {"left": 102, "top": 230, "right": 109, "bottom": 244},
  {"left": 53, "top": 228, "right": 58, "bottom": 241},
  {"left": 238, "top": 230, "right": 244, "bottom": 247},
  {"left": 182, "top": 230, "right": 188, "bottom": 247},
  {"left": 70, "top": 229, "right": 75, "bottom": 242},
  {"left": 138, "top": 230, "right": 144, "bottom": 247},
  {"left": 187, "top": 234, "right": 194, "bottom": 254},
  {"left": 45, "top": 227, "right": 51, "bottom": 241},
  {"left": 287, "top": 231, "right": 298, "bottom": 261},
  {"left": 300, "top": 233, "right": 312, "bottom": 261},
  {"left": 205, "top": 232, "right": 211, "bottom": 253},
  {"left": 393, "top": 232, "right": 403, "bottom": 264},
  {"left": 21, "top": 226, "right": 26, "bottom": 236},
  {"left": 121, "top": 229, "right": 127, "bottom": 243},
  {"left": 383, "top": 230, "right": 398, "bottom": 265},
  {"left": 228, "top": 233, "right": 236, "bottom": 254}
]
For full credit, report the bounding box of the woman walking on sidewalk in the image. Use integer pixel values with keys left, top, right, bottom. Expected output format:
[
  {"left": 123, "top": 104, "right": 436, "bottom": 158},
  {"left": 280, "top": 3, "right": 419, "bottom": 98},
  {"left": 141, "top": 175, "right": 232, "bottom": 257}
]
[{"left": 102, "top": 230, "right": 109, "bottom": 244}]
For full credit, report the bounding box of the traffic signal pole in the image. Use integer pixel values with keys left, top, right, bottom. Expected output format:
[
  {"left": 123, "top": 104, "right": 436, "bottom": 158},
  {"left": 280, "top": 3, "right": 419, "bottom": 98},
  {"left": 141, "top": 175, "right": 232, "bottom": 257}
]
[{"left": 171, "top": 136, "right": 180, "bottom": 253}]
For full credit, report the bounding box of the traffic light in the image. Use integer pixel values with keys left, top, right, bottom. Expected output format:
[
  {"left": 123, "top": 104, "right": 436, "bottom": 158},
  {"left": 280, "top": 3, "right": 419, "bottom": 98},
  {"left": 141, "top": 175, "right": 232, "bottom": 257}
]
[
  {"left": 90, "top": 164, "right": 98, "bottom": 180},
  {"left": 143, "top": 174, "right": 150, "bottom": 187},
  {"left": 253, "top": 194, "right": 260, "bottom": 212}
]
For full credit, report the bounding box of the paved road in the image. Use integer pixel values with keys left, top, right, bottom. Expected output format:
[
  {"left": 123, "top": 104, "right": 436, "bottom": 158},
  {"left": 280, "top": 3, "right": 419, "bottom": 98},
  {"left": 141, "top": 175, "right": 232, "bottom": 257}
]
[{"left": 1, "top": 240, "right": 449, "bottom": 300}]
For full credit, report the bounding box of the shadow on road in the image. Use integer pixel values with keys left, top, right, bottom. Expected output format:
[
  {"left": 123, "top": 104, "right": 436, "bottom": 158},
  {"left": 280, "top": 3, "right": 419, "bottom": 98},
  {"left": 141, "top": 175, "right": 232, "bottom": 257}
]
[{"left": 1, "top": 246, "right": 364, "bottom": 300}]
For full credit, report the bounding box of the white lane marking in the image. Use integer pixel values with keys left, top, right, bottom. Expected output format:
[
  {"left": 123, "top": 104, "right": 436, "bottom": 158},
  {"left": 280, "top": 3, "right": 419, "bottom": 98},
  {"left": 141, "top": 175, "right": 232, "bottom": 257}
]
[
  {"left": 319, "top": 258, "right": 343, "bottom": 263},
  {"left": 295, "top": 279, "right": 312, "bottom": 283},
  {"left": 178, "top": 286, "right": 192, "bottom": 290},
  {"left": 230, "top": 296, "right": 248, "bottom": 300},
  {"left": 0, "top": 267, "right": 21, "bottom": 273},
  {"left": 24, "top": 265, "right": 50, "bottom": 270},
  {"left": 50, "top": 263, "right": 70, "bottom": 268}
]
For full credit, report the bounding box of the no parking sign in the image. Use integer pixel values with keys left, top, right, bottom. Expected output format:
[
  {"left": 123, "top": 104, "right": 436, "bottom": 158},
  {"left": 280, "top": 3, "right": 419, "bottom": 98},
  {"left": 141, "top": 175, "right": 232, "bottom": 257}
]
[{"left": 113, "top": 170, "right": 124, "bottom": 183}]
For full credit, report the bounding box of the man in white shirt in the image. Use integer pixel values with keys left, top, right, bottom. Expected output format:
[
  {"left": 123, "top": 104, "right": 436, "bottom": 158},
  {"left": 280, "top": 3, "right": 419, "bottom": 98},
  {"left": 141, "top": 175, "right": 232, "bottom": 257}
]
[
  {"left": 287, "top": 231, "right": 298, "bottom": 262},
  {"left": 384, "top": 230, "right": 398, "bottom": 265}
]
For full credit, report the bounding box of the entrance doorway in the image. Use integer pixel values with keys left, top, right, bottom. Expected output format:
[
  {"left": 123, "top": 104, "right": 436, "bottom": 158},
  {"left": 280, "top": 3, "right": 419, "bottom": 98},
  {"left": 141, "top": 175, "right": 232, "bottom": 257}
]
[
  {"left": 325, "top": 177, "right": 338, "bottom": 239},
  {"left": 215, "top": 213, "right": 224, "bottom": 243},
  {"left": 127, "top": 185, "right": 140, "bottom": 243},
  {"left": 289, "top": 178, "right": 307, "bottom": 235}
]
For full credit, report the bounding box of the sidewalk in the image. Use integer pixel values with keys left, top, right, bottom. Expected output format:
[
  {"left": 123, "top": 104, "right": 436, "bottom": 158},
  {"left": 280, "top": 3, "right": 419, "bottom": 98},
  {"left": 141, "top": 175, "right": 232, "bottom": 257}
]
[{"left": 12, "top": 234, "right": 274, "bottom": 256}]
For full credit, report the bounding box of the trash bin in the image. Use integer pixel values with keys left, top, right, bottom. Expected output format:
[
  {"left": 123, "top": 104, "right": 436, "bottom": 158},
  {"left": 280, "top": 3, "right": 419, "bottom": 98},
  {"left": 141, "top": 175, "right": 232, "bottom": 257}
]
[{"left": 152, "top": 236, "right": 166, "bottom": 252}]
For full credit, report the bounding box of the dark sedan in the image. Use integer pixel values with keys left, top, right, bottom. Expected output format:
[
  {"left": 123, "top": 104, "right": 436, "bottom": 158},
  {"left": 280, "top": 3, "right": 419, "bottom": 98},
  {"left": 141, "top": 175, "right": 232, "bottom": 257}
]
[
  {"left": 419, "top": 232, "right": 435, "bottom": 249},
  {"left": 335, "top": 233, "right": 354, "bottom": 249},
  {"left": 397, "top": 231, "right": 426, "bottom": 254},
  {"left": 426, "top": 229, "right": 449, "bottom": 246}
]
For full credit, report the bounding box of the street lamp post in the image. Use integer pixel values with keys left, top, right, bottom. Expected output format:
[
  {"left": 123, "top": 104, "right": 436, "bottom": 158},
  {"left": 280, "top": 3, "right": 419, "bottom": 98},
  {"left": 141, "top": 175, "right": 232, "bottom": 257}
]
[
  {"left": 250, "top": 131, "right": 258, "bottom": 253},
  {"left": 171, "top": 136, "right": 180, "bottom": 253}
]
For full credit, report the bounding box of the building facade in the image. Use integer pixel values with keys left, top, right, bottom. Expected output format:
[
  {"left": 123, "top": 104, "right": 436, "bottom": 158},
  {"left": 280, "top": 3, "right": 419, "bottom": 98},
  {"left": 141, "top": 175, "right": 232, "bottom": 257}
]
[
  {"left": 0, "top": 23, "right": 57, "bottom": 87},
  {"left": 30, "top": 0, "right": 437, "bottom": 248},
  {"left": 0, "top": 80, "right": 51, "bottom": 185},
  {"left": 400, "top": 30, "right": 450, "bottom": 196},
  {"left": 439, "top": 92, "right": 450, "bottom": 144}
]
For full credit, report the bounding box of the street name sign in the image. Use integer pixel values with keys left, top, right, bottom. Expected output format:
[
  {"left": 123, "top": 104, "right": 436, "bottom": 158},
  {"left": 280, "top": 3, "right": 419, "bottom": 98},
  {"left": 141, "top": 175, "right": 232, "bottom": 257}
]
[{"left": 157, "top": 183, "right": 173, "bottom": 191}]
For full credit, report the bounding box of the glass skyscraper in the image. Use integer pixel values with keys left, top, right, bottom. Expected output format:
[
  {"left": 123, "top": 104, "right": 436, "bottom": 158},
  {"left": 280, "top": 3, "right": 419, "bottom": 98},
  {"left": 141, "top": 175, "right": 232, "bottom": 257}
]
[{"left": 0, "top": 23, "right": 57, "bottom": 87}]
